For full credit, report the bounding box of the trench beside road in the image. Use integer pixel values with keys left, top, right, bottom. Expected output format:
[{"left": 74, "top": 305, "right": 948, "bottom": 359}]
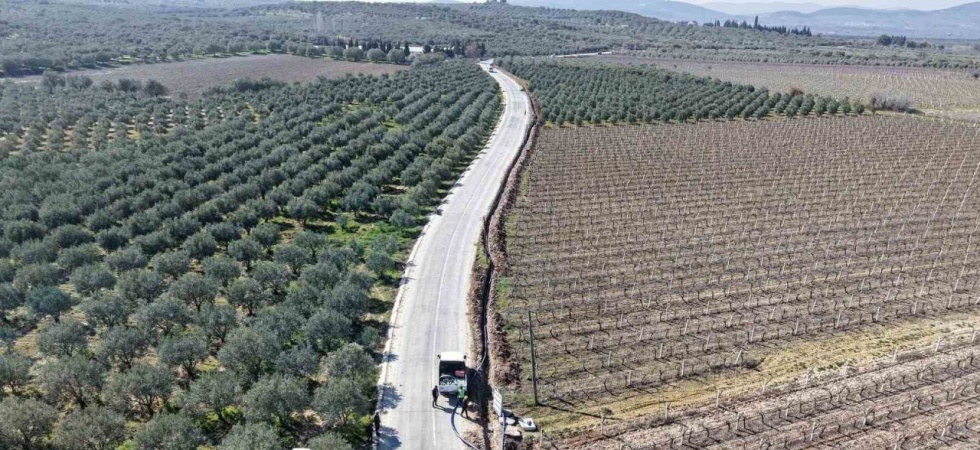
[{"left": 376, "top": 62, "right": 533, "bottom": 449}]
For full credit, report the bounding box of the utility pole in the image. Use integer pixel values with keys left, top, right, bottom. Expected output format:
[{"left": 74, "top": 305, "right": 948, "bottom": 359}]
[{"left": 528, "top": 310, "right": 539, "bottom": 406}]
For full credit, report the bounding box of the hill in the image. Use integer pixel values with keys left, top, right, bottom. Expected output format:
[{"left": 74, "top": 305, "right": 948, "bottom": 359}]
[
  {"left": 509, "top": 0, "right": 735, "bottom": 23},
  {"left": 759, "top": 2, "right": 980, "bottom": 39}
]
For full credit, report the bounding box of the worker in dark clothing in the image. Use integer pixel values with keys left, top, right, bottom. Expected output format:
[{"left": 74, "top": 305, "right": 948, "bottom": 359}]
[
  {"left": 461, "top": 393, "right": 470, "bottom": 419},
  {"left": 373, "top": 411, "right": 381, "bottom": 438},
  {"left": 432, "top": 385, "right": 439, "bottom": 407}
]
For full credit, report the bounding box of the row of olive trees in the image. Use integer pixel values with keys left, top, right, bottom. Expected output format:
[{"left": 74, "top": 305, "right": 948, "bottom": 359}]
[
  {"left": 0, "top": 60, "right": 500, "bottom": 449},
  {"left": 325, "top": 46, "right": 408, "bottom": 64},
  {"left": 500, "top": 57, "right": 865, "bottom": 125}
]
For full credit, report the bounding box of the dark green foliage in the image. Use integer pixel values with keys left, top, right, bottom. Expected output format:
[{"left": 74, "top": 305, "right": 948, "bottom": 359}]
[
  {"left": 117, "top": 269, "right": 166, "bottom": 303},
  {"left": 93, "top": 326, "right": 149, "bottom": 370},
  {"left": 287, "top": 197, "right": 319, "bottom": 225},
  {"left": 217, "top": 327, "right": 281, "bottom": 384},
  {"left": 13, "top": 264, "right": 59, "bottom": 292},
  {"left": 104, "top": 363, "right": 173, "bottom": 417},
  {"left": 309, "top": 433, "right": 355, "bottom": 450},
  {"left": 0, "top": 60, "right": 500, "bottom": 447},
  {"left": 201, "top": 255, "right": 241, "bottom": 287},
  {"left": 104, "top": 247, "right": 149, "bottom": 272},
  {"left": 0, "top": 397, "right": 58, "bottom": 450},
  {"left": 36, "top": 319, "right": 89, "bottom": 357},
  {"left": 303, "top": 308, "right": 352, "bottom": 353},
  {"left": 273, "top": 244, "right": 312, "bottom": 275},
  {"left": 136, "top": 297, "right": 192, "bottom": 338},
  {"left": 217, "top": 422, "right": 281, "bottom": 450},
  {"left": 501, "top": 58, "right": 823, "bottom": 125},
  {"left": 53, "top": 406, "right": 126, "bottom": 450},
  {"left": 0, "top": 283, "right": 22, "bottom": 322},
  {"left": 24, "top": 286, "right": 73, "bottom": 323},
  {"left": 38, "top": 355, "right": 105, "bottom": 409},
  {"left": 71, "top": 264, "right": 116, "bottom": 295},
  {"left": 313, "top": 379, "right": 371, "bottom": 425},
  {"left": 0, "top": 354, "right": 32, "bottom": 395},
  {"left": 366, "top": 249, "right": 396, "bottom": 276},
  {"left": 157, "top": 332, "right": 209, "bottom": 380},
  {"left": 177, "top": 371, "right": 241, "bottom": 422},
  {"left": 226, "top": 278, "right": 270, "bottom": 316},
  {"left": 152, "top": 251, "right": 191, "bottom": 280},
  {"left": 313, "top": 344, "right": 376, "bottom": 425},
  {"left": 299, "top": 262, "right": 341, "bottom": 291},
  {"left": 227, "top": 239, "right": 263, "bottom": 270},
  {"left": 195, "top": 303, "right": 238, "bottom": 345},
  {"left": 242, "top": 374, "right": 310, "bottom": 425},
  {"left": 249, "top": 223, "right": 280, "bottom": 249},
  {"left": 325, "top": 343, "right": 376, "bottom": 381},
  {"left": 133, "top": 414, "right": 205, "bottom": 450},
  {"left": 55, "top": 244, "right": 102, "bottom": 272},
  {"left": 275, "top": 345, "right": 320, "bottom": 378},
  {"left": 251, "top": 261, "right": 292, "bottom": 297},
  {"left": 184, "top": 231, "right": 218, "bottom": 260},
  {"left": 169, "top": 272, "right": 219, "bottom": 312}
]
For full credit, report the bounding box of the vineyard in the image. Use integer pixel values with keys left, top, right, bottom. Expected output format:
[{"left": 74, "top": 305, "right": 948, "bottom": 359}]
[
  {"left": 498, "top": 58, "right": 863, "bottom": 126},
  {"left": 596, "top": 56, "right": 980, "bottom": 110},
  {"left": 497, "top": 116, "right": 980, "bottom": 447},
  {"left": 0, "top": 61, "right": 499, "bottom": 449}
]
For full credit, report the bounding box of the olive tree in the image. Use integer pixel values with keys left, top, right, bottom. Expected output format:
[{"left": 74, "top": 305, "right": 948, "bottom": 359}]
[
  {"left": 218, "top": 422, "right": 281, "bottom": 450},
  {"left": 93, "top": 326, "right": 149, "bottom": 370},
  {"left": 36, "top": 319, "right": 89, "bottom": 357},
  {"left": 201, "top": 255, "right": 241, "bottom": 287},
  {"left": 177, "top": 371, "right": 241, "bottom": 425},
  {"left": 157, "top": 332, "right": 209, "bottom": 380},
  {"left": 0, "top": 397, "right": 58, "bottom": 450},
  {"left": 169, "top": 272, "right": 218, "bottom": 312},
  {"left": 38, "top": 355, "right": 105, "bottom": 409},
  {"left": 53, "top": 406, "right": 126, "bottom": 450},
  {"left": 0, "top": 354, "right": 32, "bottom": 396},
  {"left": 241, "top": 374, "right": 310, "bottom": 426},
  {"left": 132, "top": 413, "right": 204, "bottom": 450},
  {"left": 103, "top": 363, "right": 174, "bottom": 417},
  {"left": 25, "top": 286, "right": 74, "bottom": 323}
]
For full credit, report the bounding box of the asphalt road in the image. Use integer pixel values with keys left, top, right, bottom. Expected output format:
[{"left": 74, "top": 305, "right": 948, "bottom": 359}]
[{"left": 376, "top": 62, "right": 532, "bottom": 449}]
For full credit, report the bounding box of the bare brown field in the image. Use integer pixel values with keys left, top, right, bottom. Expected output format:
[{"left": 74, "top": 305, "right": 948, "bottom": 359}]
[
  {"left": 16, "top": 54, "right": 407, "bottom": 97},
  {"left": 589, "top": 55, "right": 980, "bottom": 111},
  {"left": 497, "top": 116, "right": 980, "bottom": 448}
]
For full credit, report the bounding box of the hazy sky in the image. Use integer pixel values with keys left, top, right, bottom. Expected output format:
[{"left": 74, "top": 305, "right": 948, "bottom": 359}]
[{"left": 683, "top": 0, "right": 974, "bottom": 10}]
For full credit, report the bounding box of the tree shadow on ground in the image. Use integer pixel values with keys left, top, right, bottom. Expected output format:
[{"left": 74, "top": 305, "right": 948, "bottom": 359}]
[
  {"left": 376, "top": 425, "right": 402, "bottom": 449},
  {"left": 378, "top": 382, "right": 402, "bottom": 412}
]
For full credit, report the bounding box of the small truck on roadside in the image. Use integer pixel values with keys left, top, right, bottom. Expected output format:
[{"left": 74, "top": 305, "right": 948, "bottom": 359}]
[{"left": 437, "top": 351, "right": 467, "bottom": 396}]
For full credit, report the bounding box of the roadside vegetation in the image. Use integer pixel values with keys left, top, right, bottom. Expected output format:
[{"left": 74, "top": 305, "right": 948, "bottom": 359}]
[{"left": 0, "top": 61, "right": 500, "bottom": 449}]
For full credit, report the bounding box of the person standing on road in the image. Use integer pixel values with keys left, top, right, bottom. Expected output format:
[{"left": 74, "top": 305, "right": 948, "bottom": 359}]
[
  {"left": 373, "top": 411, "right": 381, "bottom": 439},
  {"left": 432, "top": 385, "right": 439, "bottom": 407},
  {"left": 456, "top": 386, "right": 468, "bottom": 417}
]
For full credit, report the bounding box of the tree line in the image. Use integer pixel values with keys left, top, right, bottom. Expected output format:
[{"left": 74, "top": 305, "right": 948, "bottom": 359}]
[{"left": 706, "top": 17, "right": 812, "bottom": 36}]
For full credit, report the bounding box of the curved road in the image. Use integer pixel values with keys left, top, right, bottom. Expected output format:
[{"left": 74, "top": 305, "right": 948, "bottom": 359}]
[{"left": 376, "top": 62, "right": 532, "bottom": 449}]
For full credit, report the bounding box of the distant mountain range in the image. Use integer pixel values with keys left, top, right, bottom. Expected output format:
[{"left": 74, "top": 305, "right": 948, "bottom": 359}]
[
  {"left": 701, "top": 2, "right": 830, "bottom": 15},
  {"left": 758, "top": 3, "right": 980, "bottom": 39},
  {"left": 507, "top": 0, "right": 980, "bottom": 39},
  {"left": 508, "top": 0, "right": 732, "bottom": 24}
]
